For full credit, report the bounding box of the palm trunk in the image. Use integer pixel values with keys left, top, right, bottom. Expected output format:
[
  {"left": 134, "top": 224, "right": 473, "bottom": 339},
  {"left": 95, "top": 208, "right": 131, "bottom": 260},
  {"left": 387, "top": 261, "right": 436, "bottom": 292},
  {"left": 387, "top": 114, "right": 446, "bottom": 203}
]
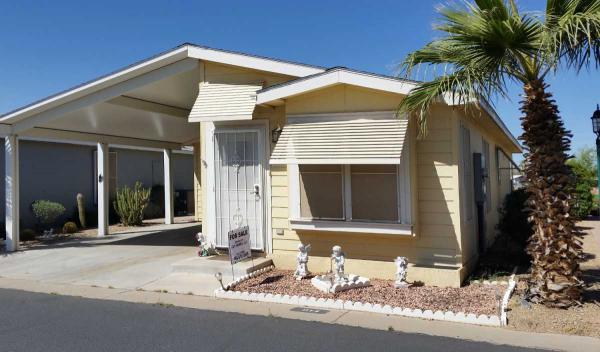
[{"left": 520, "top": 79, "right": 583, "bottom": 308}]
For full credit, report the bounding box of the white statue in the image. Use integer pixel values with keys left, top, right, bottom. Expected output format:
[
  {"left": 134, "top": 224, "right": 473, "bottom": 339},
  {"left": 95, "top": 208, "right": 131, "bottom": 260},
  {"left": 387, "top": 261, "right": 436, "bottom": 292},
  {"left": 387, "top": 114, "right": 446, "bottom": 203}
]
[
  {"left": 311, "top": 245, "right": 370, "bottom": 293},
  {"left": 331, "top": 245, "right": 346, "bottom": 283},
  {"left": 394, "top": 256, "right": 411, "bottom": 288},
  {"left": 294, "top": 243, "right": 311, "bottom": 280},
  {"left": 196, "top": 232, "right": 219, "bottom": 257}
]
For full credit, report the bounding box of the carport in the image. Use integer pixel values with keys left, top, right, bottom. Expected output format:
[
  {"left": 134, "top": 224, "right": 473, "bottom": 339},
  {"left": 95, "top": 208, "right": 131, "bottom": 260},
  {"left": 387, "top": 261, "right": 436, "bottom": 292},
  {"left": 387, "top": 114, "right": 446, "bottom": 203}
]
[
  {"left": 0, "top": 43, "right": 326, "bottom": 253},
  {"left": 0, "top": 47, "right": 203, "bottom": 251}
]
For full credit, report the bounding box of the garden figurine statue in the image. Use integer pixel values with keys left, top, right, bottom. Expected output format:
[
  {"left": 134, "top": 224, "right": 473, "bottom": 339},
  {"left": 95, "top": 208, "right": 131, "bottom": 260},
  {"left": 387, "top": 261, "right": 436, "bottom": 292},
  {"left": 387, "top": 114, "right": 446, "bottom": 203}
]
[
  {"left": 196, "top": 232, "right": 218, "bottom": 257},
  {"left": 394, "top": 256, "right": 411, "bottom": 288},
  {"left": 294, "top": 243, "right": 311, "bottom": 280},
  {"left": 331, "top": 245, "right": 346, "bottom": 283}
]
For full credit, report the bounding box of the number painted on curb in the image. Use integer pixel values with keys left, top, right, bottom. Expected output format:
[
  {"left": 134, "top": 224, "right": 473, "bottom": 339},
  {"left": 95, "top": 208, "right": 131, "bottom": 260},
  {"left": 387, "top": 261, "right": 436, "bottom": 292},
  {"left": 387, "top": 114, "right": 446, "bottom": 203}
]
[{"left": 290, "top": 307, "right": 329, "bottom": 314}]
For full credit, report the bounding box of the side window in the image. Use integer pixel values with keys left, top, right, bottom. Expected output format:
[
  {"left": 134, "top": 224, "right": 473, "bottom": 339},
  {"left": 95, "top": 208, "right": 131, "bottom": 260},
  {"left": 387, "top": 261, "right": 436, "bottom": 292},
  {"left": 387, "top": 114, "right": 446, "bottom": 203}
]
[{"left": 482, "top": 139, "right": 491, "bottom": 212}]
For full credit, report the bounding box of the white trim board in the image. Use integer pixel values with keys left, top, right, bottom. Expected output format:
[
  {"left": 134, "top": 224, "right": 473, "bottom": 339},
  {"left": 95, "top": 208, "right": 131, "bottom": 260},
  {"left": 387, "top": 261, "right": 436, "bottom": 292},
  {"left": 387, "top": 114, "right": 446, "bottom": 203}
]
[
  {"left": 257, "top": 69, "right": 415, "bottom": 105},
  {"left": 289, "top": 219, "right": 412, "bottom": 236}
]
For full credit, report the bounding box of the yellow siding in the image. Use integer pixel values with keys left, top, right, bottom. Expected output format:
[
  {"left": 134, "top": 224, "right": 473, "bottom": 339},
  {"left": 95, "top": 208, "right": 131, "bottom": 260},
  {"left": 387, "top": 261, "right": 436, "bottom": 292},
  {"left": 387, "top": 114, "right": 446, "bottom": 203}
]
[
  {"left": 204, "top": 62, "right": 293, "bottom": 87},
  {"left": 271, "top": 85, "right": 464, "bottom": 286},
  {"left": 196, "top": 62, "right": 293, "bottom": 229},
  {"left": 192, "top": 64, "right": 517, "bottom": 287},
  {"left": 457, "top": 112, "right": 516, "bottom": 268}
]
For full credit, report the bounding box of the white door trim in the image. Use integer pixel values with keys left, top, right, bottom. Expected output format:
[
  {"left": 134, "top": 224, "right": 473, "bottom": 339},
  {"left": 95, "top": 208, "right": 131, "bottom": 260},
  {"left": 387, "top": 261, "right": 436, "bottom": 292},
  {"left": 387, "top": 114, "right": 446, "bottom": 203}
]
[{"left": 204, "top": 119, "right": 271, "bottom": 252}]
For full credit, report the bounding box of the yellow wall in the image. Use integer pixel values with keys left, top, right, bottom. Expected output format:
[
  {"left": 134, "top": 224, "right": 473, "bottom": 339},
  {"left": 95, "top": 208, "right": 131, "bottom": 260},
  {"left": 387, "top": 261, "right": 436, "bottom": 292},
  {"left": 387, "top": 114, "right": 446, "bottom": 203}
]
[
  {"left": 193, "top": 66, "right": 518, "bottom": 287},
  {"left": 272, "top": 84, "right": 465, "bottom": 286},
  {"left": 196, "top": 61, "right": 294, "bottom": 234},
  {"left": 457, "top": 112, "right": 516, "bottom": 270}
]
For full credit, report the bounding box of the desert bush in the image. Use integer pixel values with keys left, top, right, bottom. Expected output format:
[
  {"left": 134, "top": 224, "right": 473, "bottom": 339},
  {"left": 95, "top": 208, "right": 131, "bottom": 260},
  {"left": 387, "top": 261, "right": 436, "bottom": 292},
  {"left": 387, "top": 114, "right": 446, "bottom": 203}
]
[
  {"left": 62, "top": 221, "right": 78, "bottom": 234},
  {"left": 567, "top": 147, "right": 597, "bottom": 219},
  {"left": 21, "top": 228, "right": 37, "bottom": 241},
  {"left": 572, "top": 181, "right": 594, "bottom": 220},
  {"left": 31, "top": 200, "right": 66, "bottom": 228},
  {"left": 497, "top": 189, "right": 533, "bottom": 247},
  {"left": 113, "top": 181, "right": 150, "bottom": 226}
]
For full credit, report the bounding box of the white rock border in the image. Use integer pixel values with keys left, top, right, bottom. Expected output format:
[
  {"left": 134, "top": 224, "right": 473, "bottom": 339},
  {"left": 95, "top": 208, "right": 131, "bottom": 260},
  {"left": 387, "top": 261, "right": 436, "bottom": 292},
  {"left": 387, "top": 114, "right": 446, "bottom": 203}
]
[{"left": 215, "top": 266, "right": 519, "bottom": 327}]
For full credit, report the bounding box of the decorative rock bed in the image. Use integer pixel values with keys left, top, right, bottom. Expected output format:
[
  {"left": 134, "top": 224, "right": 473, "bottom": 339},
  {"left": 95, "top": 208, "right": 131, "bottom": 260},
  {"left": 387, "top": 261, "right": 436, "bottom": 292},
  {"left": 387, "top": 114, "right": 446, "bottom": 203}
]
[{"left": 215, "top": 267, "right": 517, "bottom": 327}]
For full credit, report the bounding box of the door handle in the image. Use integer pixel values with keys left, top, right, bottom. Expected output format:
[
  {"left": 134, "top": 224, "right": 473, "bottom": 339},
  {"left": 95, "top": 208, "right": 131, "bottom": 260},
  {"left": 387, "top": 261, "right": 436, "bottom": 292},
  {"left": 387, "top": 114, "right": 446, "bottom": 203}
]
[{"left": 250, "top": 184, "right": 260, "bottom": 196}]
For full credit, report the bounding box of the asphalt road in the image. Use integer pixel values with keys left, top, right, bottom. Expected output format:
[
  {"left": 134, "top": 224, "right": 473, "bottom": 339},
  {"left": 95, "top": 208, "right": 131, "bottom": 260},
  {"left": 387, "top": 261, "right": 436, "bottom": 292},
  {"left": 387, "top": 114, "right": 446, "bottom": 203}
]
[{"left": 0, "top": 288, "right": 547, "bottom": 352}]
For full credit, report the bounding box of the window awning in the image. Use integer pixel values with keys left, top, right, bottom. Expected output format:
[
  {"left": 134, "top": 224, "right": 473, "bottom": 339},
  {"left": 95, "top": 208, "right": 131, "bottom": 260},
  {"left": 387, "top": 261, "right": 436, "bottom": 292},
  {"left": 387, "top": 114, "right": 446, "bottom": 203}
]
[
  {"left": 270, "top": 113, "right": 409, "bottom": 165},
  {"left": 188, "top": 81, "right": 263, "bottom": 122}
]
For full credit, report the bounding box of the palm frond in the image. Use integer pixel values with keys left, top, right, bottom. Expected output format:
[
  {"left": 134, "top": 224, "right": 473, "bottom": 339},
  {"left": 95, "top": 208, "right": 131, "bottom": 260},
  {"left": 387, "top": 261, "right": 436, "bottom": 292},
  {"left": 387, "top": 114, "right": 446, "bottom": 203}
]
[
  {"left": 398, "top": 68, "right": 507, "bottom": 137},
  {"left": 398, "top": 0, "right": 544, "bottom": 136},
  {"left": 544, "top": 0, "right": 600, "bottom": 71}
]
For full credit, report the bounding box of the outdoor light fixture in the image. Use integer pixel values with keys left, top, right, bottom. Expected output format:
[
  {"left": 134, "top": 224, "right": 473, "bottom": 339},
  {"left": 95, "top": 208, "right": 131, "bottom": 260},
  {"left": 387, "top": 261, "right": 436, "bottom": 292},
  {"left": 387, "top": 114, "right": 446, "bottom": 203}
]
[
  {"left": 271, "top": 125, "right": 283, "bottom": 143},
  {"left": 214, "top": 272, "right": 227, "bottom": 291},
  {"left": 591, "top": 104, "right": 600, "bottom": 211},
  {"left": 592, "top": 104, "right": 600, "bottom": 135}
]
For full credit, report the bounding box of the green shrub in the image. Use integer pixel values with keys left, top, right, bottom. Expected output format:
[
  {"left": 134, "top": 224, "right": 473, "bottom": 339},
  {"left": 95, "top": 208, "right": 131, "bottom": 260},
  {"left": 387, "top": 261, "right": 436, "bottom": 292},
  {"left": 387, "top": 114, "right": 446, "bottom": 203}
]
[
  {"left": 62, "top": 221, "right": 78, "bottom": 234},
  {"left": 572, "top": 181, "right": 594, "bottom": 219},
  {"left": 497, "top": 189, "right": 533, "bottom": 246},
  {"left": 113, "top": 181, "right": 151, "bottom": 226},
  {"left": 21, "top": 228, "right": 37, "bottom": 241},
  {"left": 31, "top": 200, "right": 66, "bottom": 227}
]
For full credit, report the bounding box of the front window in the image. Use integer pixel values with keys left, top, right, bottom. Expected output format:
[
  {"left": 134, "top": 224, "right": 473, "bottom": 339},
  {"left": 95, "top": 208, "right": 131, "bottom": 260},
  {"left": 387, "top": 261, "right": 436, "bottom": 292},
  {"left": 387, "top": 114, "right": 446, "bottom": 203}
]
[
  {"left": 350, "top": 165, "right": 398, "bottom": 222},
  {"left": 297, "top": 164, "right": 405, "bottom": 224},
  {"left": 299, "top": 165, "right": 344, "bottom": 220}
]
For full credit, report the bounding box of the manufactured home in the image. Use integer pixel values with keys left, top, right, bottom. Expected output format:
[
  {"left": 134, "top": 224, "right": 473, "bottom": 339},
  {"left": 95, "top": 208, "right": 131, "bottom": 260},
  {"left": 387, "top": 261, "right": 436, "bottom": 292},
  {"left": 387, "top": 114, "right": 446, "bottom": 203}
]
[{"left": 0, "top": 44, "right": 520, "bottom": 286}]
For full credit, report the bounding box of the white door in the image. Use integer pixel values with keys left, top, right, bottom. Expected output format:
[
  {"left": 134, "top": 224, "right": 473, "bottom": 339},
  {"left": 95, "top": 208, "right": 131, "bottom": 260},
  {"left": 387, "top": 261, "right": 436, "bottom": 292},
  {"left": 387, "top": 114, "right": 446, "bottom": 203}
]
[{"left": 213, "top": 128, "right": 265, "bottom": 250}]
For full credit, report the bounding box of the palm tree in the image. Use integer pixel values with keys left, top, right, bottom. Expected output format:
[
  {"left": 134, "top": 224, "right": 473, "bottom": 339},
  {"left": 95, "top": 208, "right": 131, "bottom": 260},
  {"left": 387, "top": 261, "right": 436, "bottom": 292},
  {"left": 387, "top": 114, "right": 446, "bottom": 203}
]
[{"left": 399, "top": 0, "right": 600, "bottom": 307}]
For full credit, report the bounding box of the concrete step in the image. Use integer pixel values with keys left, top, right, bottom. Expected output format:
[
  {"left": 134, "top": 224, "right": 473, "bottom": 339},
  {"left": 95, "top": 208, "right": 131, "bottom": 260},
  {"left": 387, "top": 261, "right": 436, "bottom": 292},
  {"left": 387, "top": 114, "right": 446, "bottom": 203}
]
[{"left": 171, "top": 255, "right": 273, "bottom": 279}]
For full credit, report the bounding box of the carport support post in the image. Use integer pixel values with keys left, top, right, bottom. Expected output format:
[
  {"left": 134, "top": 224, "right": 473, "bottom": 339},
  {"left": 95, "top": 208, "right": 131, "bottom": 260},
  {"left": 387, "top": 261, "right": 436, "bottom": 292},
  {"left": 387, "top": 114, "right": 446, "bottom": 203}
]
[
  {"left": 97, "top": 142, "right": 109, "bottom": 237},
  {"left": 5, "top": 135, "right": 19, "bottom": 252},
  {"left": 163, "top": 149, "right": 174, "bottom": 225}
]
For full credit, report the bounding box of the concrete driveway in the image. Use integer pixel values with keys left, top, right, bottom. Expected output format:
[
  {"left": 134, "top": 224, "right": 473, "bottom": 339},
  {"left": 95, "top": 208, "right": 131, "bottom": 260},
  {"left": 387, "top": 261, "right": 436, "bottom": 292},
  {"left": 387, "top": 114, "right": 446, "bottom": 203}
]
[{"left": 0, "top": 221, "right": 224, "bottom": 295}]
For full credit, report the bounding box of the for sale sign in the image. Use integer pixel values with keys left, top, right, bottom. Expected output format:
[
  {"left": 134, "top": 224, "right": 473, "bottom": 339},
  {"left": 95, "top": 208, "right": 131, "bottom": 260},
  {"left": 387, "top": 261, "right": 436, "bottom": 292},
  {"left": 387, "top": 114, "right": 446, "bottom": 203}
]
[{"left": 228, "top": 226, "right": 251, "bottom": 264}]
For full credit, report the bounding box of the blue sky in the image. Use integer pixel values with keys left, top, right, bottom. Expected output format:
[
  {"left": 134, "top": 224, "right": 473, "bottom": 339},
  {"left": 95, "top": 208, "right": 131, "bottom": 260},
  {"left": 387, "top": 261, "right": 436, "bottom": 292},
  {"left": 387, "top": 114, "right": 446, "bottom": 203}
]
[{"left": 1, "top": 0, "right": 598, "bottom": 159}]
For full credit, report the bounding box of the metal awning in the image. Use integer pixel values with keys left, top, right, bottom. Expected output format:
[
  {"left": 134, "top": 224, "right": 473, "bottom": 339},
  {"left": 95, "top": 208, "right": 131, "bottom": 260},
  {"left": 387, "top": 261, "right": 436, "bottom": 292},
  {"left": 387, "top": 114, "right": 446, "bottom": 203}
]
[
  {"left": 188, "top": 81, "right": 263, "bottom": 122},
  {"left": 270, "top": 112, "right": 409, "bottom": 165}
]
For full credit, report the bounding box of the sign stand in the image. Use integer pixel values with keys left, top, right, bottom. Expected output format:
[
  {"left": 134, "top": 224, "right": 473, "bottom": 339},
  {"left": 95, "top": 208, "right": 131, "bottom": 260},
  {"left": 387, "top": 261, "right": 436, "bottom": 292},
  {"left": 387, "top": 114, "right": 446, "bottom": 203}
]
[{"left": 227, "top": 225, "right": 251, "bottom": 282}]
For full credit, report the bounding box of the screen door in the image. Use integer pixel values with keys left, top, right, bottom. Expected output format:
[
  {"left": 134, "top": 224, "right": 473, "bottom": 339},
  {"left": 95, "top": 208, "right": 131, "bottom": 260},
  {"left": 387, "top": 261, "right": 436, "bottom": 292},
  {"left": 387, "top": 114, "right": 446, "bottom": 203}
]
[{"left": 213, "top": 129, "right": 264, "bottom": 250}]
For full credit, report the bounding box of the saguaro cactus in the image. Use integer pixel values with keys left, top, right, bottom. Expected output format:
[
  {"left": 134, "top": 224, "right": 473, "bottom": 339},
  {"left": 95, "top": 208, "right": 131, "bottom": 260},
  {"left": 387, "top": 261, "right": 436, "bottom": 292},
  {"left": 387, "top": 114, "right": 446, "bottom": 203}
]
[{"left": 76, "top": 193, "right": 86, "bottom": 228}]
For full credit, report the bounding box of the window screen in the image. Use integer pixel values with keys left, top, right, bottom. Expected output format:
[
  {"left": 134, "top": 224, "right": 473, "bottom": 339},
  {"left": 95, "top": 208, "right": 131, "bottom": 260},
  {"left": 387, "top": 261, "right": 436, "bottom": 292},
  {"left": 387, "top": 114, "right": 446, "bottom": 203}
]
[
  {"left": 461, "top": 125, "right": 473, "bottom": 220},
  {"left": 482, "top": 139, "right": 491, "bottom": 212},
  {"left": 299, "top": 165, "right": 344, "bottom": 219},
  {"left": 350, "top": 165, "right": 398, "bottom": 222}
]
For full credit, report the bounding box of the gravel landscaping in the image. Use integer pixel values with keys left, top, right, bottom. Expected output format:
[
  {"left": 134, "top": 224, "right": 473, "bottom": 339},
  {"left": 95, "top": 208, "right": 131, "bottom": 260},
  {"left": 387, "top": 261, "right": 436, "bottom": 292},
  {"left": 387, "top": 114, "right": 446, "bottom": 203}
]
[
  {"left": 507, "top": 278, "right": 600, "bottom": 338},
  {"left": 506, "top": 219, "right": 600, "bottom": 338},
  {"left": 232, "top": 269, "right": 502, "bottom": 316}
]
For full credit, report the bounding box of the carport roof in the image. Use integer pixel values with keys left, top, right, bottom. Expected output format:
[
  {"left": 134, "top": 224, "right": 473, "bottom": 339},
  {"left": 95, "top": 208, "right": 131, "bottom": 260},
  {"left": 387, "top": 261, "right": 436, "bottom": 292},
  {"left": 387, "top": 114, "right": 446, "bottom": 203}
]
[
  {"left": 0, "top": 43, "right": 326, "bottom": 124},
  {"left": 0, "top": 43, "right": 328, "bottom": 149}
]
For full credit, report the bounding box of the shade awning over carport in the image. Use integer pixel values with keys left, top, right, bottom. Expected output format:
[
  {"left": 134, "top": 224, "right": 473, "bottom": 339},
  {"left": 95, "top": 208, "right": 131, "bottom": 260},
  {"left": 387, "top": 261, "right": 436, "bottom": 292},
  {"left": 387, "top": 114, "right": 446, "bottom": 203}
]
[
  {"left": 188, "top": 82, "right": 263, "bottom": 122},
  {"left": 270, "top": 113, "right": 409, "bottom": 165}
]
